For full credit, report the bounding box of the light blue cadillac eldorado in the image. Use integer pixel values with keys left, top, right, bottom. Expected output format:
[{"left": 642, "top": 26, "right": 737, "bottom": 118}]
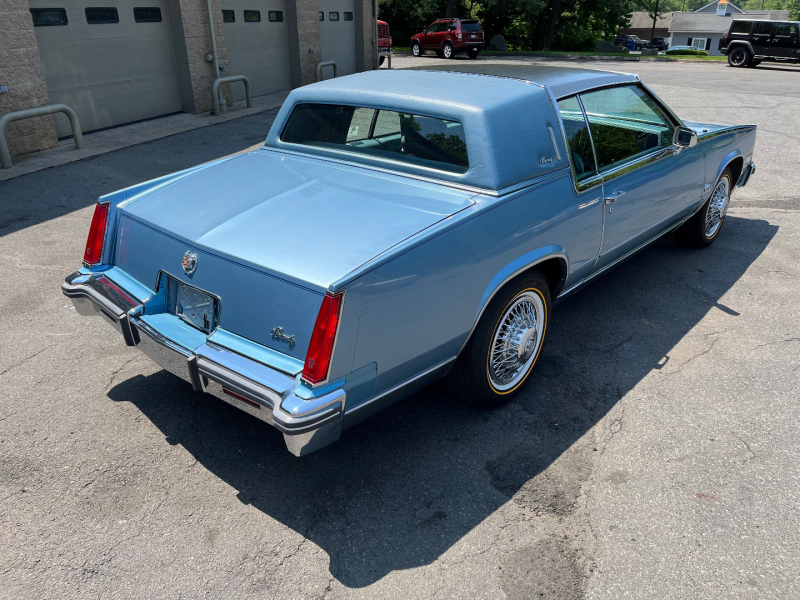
[{"left": 62, "top": 66, "right": 757, "bottom": 456}]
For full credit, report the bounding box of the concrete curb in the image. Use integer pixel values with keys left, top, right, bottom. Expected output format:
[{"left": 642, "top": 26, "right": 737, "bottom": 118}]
[{"left": 0, "top": 90, "right": 290, "bottom": 182}]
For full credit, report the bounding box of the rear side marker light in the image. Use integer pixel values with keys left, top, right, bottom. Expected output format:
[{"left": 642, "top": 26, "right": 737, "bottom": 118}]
[
  {"left": 302, "top": 292, "right": 343, "bottom": 384},
  {"left": 83, "top": 202, "right": 109, "bottom": 265},
  {"left": 223, "top": 388, "right": 261, "bottom": 410}
]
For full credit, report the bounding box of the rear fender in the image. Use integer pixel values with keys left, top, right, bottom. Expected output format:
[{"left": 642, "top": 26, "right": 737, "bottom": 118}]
[{"left": 726, "top": 40, "right": 755, "bottom": 56}]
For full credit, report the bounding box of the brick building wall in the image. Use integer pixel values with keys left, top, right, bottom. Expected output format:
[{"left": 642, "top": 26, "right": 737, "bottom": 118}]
[{"left": 0, "top": 0, "right": 58, "bottom": 156}]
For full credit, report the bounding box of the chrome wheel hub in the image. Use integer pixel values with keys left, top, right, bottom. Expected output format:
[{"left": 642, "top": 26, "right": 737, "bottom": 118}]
[
  {"left": 705, "top": 176, "right": 730, "bottom": 238},
  {"left": 488, "top": 291, "right": 545, "bottom": 391}
]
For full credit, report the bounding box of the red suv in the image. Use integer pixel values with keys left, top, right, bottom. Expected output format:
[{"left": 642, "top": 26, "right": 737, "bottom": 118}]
[{"left": 411, "top": 19, "right": 484, "bottom": 59}]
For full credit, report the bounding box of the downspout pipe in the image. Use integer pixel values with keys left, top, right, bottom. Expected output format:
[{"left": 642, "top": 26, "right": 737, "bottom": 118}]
[{"left": 204, "top": 0, "right": 225, "bottom": 112}]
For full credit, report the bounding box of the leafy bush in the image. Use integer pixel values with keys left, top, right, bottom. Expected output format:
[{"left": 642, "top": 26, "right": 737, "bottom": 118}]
[{"left": 666, "top": 49, "right": 709, "bottom": 56}]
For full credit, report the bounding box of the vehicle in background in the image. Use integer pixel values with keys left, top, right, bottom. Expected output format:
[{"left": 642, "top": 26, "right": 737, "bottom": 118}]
[
  {"left": 721, "top": 19, "right": 800, "bottom": 68},
  {"left": 378, "top": 20, "right": 392, "bottom": 66},
  {"left": 614, "top": 34, "right": 648, "bottom": 51},
  {"left": 650, "top": 37, "right": 669, "bottom": 51},
  {"left": 411, "top": 18, "right": 484, "bottom": 59}
]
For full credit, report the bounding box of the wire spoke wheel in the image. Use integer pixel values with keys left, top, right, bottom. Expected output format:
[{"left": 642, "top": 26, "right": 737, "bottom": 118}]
[
  {"left": 705, "top": 176, "right": 730, "bottom": 238},
  {"left": 488, "top": 291, "right": 545, "bottom": 391}
]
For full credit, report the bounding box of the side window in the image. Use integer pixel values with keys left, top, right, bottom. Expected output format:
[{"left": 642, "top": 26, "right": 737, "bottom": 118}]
[
  {"left": 577, "top": 85, "right": 674, "bottom": 173},
  {"left": 753, "top": 22, "right": 772, "bottom": 35},
  {"left": 557, "top": 96, "right": 596, "bottom": 182},
  {"left": 729, "top": 21, "right": 751, "bottom": 35}
]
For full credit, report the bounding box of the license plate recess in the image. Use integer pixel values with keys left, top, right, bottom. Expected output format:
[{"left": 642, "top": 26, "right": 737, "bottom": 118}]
[{"left": 163, "top": 275, "right": 219, "bottom": 334}]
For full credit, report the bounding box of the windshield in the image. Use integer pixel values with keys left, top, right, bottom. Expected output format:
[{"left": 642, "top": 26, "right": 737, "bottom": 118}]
[
  {"left": 281, "top": 103, "right": 469, "bottom": 173},
  {"left": 460, "top": 21, "right": 481, "bottom": 31}
]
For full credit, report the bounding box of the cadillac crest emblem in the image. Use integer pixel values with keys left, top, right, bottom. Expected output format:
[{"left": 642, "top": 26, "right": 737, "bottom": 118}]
[{"left": 182, "top": 250, "right": 198, "bottom": 275}]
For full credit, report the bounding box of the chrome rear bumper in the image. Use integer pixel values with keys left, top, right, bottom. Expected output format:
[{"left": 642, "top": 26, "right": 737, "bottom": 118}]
[{"left": 62, "top": 271, "right": 345, "bottom": 456}]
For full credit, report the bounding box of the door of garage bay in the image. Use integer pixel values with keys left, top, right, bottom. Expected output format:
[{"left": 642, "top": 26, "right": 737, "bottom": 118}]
[
  {"left": 30, "top": 0, "right": 183, "bottom": 137},
  {"left": 319, "top": 0, "right": 356, "bottom": 79},
  {"left": 222, "top": 0, "right": 293, "bottom": 102}
]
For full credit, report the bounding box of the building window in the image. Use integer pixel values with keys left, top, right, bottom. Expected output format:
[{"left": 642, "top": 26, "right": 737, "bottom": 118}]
[
  {"left": 329, "top": 12, "right": 339, "bottom": 21},
  {"left": 222, "top": 9, "right": 235, "bottom": 22},
  {"left": 85, "top": 7, "right": 119, "bottom": 24},
  {"left": 133, "top": 7, "right": 162, "bottom": 22},
  {"left": 343, "top": 11, "right": 353, "bottom": 21},
  {"left": 244, "top": 10, "right": 260, "bottom": 22},
  {"left": 319, "top": 11, "right": 324, "bottom": 21},
  {"left": 30, "top": 8, "right": 68, "bottom": 26},
  {"left": 268, "top": 10, "right": 283, "bottom": 22}
]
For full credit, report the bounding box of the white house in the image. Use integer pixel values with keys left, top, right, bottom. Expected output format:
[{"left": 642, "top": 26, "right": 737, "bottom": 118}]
[{"left": 668, "top": 1, "right": 789, "bottom": 56}]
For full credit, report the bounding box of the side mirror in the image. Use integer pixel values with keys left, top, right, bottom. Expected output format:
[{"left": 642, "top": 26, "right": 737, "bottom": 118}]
[{"left": 673, "top": 126, "right": 698, "bottom": 148}]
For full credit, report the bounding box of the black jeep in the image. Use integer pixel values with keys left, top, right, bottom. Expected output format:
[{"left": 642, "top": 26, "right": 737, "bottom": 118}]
[{"left": 721, "top": 19, "right": 800, "bottom": 68}]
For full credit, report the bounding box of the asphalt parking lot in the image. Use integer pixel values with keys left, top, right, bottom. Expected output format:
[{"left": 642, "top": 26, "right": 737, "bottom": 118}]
[{"left": 1, "top": 57, "right": 799, "bottom": 599}]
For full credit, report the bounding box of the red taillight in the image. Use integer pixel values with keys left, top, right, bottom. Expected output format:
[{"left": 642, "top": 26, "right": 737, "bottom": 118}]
[
  {"left": 83, "top": 202, "right": 109, "bottom": 265},
  {"left": 302, "top": 292, "right": 343, "bottom": 384}
]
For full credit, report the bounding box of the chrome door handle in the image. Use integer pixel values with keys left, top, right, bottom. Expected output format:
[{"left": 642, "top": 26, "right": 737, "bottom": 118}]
[{"left": 604, "top": 191, "right": 626, "bottom": 204}]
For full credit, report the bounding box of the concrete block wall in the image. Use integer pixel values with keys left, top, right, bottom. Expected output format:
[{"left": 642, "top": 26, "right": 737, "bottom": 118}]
[
  {"left": 168, "top": 0, "right": 232, "bottom": 114},
  {"left": 354, "top": 0, "right": 377, "bottom": 73},
  {"left": 0, "top": 0, "right": 58, "bottom": 156},
  {"left": 287, "top": 0, "right": 322, "bottom": 87}
]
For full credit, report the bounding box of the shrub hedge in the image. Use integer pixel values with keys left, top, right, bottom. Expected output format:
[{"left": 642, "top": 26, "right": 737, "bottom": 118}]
[{"left": 666, "top": 49, "right": 710, "bottom": 56}]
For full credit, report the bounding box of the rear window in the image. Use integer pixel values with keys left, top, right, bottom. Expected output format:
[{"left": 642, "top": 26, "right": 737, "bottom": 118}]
[
  {"left": 460, "top": 20, "right": 481, "bottom": 31},
  {"left": 281, "top": 104, "right": 469, "bottom": 173},
  {"left": 730, "top": 21, "right": 751, "bottom": 34}
]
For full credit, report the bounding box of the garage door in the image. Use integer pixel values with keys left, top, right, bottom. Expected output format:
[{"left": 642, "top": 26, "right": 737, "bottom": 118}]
[
  {"left": 222, "top": 0, "right": 292, "bottom": 102},
  {"left": 30, "top": 0, "right": 182, "bottom": 137},
  {"left": 320, "top": 0, "right": 356, "bottom": 78}
]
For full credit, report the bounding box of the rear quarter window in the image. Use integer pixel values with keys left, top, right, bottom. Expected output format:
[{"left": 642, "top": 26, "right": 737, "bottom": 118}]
[
  {"left": 730, "top": 21, "right": 751, "bottom": 34},
  {"left": 281, "top": 103, "right": 469, "bottom": 174}
]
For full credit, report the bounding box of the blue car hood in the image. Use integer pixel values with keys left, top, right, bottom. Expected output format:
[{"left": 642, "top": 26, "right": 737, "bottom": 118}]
[{"left": 121, "top": 150, "right": 475, "bottom": 289}]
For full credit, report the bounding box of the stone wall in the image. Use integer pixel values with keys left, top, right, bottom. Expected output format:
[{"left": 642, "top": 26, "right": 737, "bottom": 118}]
[
  {"left": 168, "top": 0, "right": 232, "bottom": 114},
  {"left": 354, "top": 0, "right": 377, "bottom": 72},
  {"left": 0, "top": 0, "right": 58, "bottom": 156},
  {"left": 287, "top": 0, "right": 321, "bottom": 87}
]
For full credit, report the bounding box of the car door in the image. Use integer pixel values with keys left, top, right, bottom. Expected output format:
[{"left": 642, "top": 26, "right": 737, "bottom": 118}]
[
  {"left": 576, "top": 85, "right": 704, "bottom": 271},
  {"left": 555, "top": 96, "right": 605, "bottom": 284},
  {"left": 751, "top": 21, "right": 772, "bottom": 56},
  {"left": 771, "top": 22, "right": 799, "bottom": 59},
  {"left": 424, "top": 21, "right": 444, "bottom": 49}
]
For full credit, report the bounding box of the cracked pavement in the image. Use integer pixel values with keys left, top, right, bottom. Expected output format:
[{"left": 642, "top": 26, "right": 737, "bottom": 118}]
[{"left": 1, "top": 59, "right": 799, "bottom": 598}]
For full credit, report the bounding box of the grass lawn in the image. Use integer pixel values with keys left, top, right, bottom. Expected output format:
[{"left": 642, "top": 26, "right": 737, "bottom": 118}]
[{"left": 392, "top": 47, "right": 726, "bottom": 61}]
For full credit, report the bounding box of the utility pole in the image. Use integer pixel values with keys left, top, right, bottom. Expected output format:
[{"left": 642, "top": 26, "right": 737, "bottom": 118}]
[{"left": 651, "top": 0, "right": 660, "bottom": 42}]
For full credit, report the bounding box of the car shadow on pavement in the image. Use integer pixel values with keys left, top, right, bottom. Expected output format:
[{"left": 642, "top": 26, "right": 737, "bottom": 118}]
[{"left": 108, "top": 214, "right": 776, "bottom": 588}]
